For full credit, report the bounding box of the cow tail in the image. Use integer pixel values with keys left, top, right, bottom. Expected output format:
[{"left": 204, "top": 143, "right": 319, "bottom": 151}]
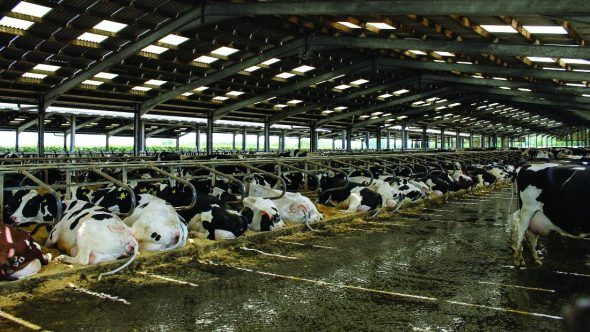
[
  {"left": 304, "top": 215, "right": 317, "bottom": 232},
  {"left": 98, "top": 238, "right": 139, "bottom": 281}
]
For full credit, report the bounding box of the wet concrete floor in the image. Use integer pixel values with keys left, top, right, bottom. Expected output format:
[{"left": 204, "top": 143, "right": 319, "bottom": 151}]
[{"left": 1, "top": 186, "right": 589, "bottom": 331}]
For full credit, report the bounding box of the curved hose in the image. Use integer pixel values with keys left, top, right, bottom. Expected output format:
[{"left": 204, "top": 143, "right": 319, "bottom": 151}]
[{"left": 98, "top": 238, "right": 139, "bottom": 281}]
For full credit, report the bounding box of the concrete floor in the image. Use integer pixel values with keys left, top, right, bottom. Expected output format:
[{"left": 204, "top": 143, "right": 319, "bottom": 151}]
[{"left": 1, "top": 186, "right": 589, "bottom": 331}]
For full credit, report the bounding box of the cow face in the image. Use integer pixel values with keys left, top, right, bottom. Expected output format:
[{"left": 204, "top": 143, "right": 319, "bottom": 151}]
[
  {"left": 284, "top": 195, "right": 323, "bottom": 223},
  {"left": 125, "top": 196, "right": 184, "bottom": 251},
  {"left": 9, "top": 190, "right": 44, "bottom": 225},
  {"left": 243, "top": 197, "right": 284, "bottom": 232}
]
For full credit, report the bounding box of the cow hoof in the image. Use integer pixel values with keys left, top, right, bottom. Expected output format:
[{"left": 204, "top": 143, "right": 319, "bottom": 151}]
[
  {"left": 533, "top": 258, "right": 543, "bottom": 266},
  {"left": 54, "top": 255, "right": 68, "bottom": 263}
]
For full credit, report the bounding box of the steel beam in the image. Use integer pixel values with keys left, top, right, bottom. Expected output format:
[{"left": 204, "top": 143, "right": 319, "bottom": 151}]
[
  {"left": 401, "top": 125, "right": 407, "bottom": 151},
  {"left": 376, "top": 127, "right": 382, "bottom": 150},
  {"left": 65, "top": 117, "right": 101, "bottom": 135},
  {"left": 422, "top": 126, "right": 428, "bottom": 151},
  {"left": 310, "top": 121, "right": 318, "bottom": 152},
  {"left": 213, "top": 60, "right": 373, "bottom": 121},
  {"left": 269, "top": 76, "right": 419, "bottom": 124},
  {"left": 43, "top": 8, "right": 229, "bottom": 108},
  {"left": 203, "top": 1, "right": 590, "bottom": 16},
  {"left": 145, "top": 126, "right": 171, "bottom": 138},
  {"left": 195, "top": 126, "right": 201, "bottom": 153},
  {"left": 14, "top": 130, "right": 19, "bottom": 152},
  {"left": 108, "top": 123, "right": 133, "bottom": 136},
  {"left": 133, "top": 105, "right": 143, "bottom": 156},
  {"left": 311, "top": 36, "right": 590, "bottom": 59},
  {"left": 69, "top": 116, "right": 76, "bottom": 153},
  {"left": 346, "top": 126, "right": 352, "bottom": 151},
  {"left": 263, "top": 120, "right": 270, "bottom": 152},
  {"left": 328, "top": 86, "right": 454, "bottom": 129},
  {"left": 242, "top": 127, "right": 247, "bottom": 153},
  {"left": 441, "top": 127, "right": 446, "bottom": 150},
  {"left": 459, "top": 86, "right": 590, "bottom": 110},
  {"left": 378, "top": 58, "right": 590, "bottom": 83}
]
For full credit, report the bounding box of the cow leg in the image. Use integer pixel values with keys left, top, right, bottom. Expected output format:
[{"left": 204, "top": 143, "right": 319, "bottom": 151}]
[
  {"left": 345, "top": 193, "right": 362, "bottom": 212},
  {"left": 512, "top": 208, "right": 537, "bottom": 266},
  {"left": 524, "top": 231, "right": 542, "bottom": 265}
]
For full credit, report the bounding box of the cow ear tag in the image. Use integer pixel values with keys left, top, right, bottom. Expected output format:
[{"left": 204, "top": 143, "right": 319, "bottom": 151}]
[{"left": 120, "top": 192, "right": 127, "bottom": 200}]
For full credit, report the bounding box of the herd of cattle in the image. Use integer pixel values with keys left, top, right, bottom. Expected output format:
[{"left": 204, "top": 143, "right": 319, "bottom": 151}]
[{"left": 0, "top": 147, "right": 588, "bottom": 281}]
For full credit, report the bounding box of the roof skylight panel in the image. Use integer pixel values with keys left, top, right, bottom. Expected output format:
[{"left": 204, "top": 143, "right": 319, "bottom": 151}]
[
  {"left": 226, "top": 91, "right": 245, "bottom": 97},
  {"left": 212, "top": 96, "right": 229, "bottom": 101},
  {"left": 0, "top": 17, "right": 34, "bottom": 30},
  {"left": 338, "top": 21, "right": 362, "bottom": 29},
  {"left": 132, "top": 86, "right": 151, "bottom": 91},
  {"left": 378, "top": 93, "right": 393, "bottom": 99},
  {"left": 22, "top": 72, "right": 46, "bottom": 79},
  {"left": 366, "top": 22, "right": 396, "bottom": 30},
  {"left": 292, "top": 65, "right": 315, "bottom": 73},
  {"left": 480, "top": 25, "right": 518, "bottom": 33},
  {"left": 527, "top": 56, "right": 555, "bottom": 63},
  {"left": 408, "top": 50, "right": 427, "bottom": 55},
  {"left": 33, "top": 64, "right": 60, "bottom": 72},
  {"left": 194, "top": 55, "right": 218, "bottom": 64},
  {"left": 261, "top": 58, "right": 281, "bottom": 66},
  {"left": 334, "top": 84, "right": 351, "bottom": 90},
  {"left": 287, "top": 99, "right": 302, "bottom": 105},
  {"left": 434, "top": 51, "right": 455, "bottom": 57},
  {"left": 77, "top": 32, "right": 108, "bottom": 43},
  {"left": 244, "top": 66, "right": 261, "bottom": 72},
  {"left": 82, "top": 80, "right": 103, "bottom": 86},
  {"left": 94, "top": 72, "right": 117, "bottom": 79},
  {"left": 211, "top": 46, "right": 239, "bottom": 56},
  {"left": 159, "top": 34, "right": 189, "bottom": 46},
  {"left": 350, "top": 79, "right": 369, "bottom": 86},
  {"left": 334, "top": 106, "right": 348, "bottom": 111},
  {"left": 561, "top": 58, "right": 590, "bottom": 65},
  {"left": 12, "top": 2, "right": 52, "bottom": 17},
  {"left": 145, "top": 79, "right": 167, "bottom": 86},
  {"left": 94, "top": 20, "right": 127, "bottom": 33},
  {"left": 276, "top": 72, "right": 296, "bottom": 79},
  {"left": 181, "top": 92, "right": 193, "bottom": 97},
  {"left": 393, "top": 89, "right": 410, "bottom": 95},
  {"left": 141, "top": 45, "right": 169, "bottom": 54},
  {"left": 523, "top": 26, "right": 568, "bottom": 34},
  {"left": 194, "top": 86, "right": 209, "bottom": 92}
]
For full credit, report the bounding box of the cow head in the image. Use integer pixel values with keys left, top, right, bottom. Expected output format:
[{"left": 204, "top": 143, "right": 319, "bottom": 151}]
[
  {"left": 243, "top": 196, "right": 284, "bottom": 232},
  {"left": 8, "top": 190, "right": 56, "bottom": 225},
  {"left": 125, "top": 196, "right": 185, "bottom": 251},
  {"left": 284, "top": 194, "right": 323, "bottom": 223}
]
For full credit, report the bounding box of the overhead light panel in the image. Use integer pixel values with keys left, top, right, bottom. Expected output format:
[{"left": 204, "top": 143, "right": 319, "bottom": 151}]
[
  {"left": 334, "top": 106, "right": 348, "bottom": 111},
  {"left": 492, "top": 77, "right": 507, "bottom": 81},
  {"left": 226, "top": 91, "right": 245, "bottom": 96},
  {"left": 480, "top": 25, "right": 518, "bottom": 33},
  {"left": 366, "top": 22, "right": 396, "bottom": 30},
  {"left": 181, "top": 92, "right": 193, "bottom": 96},
  {"left": 287, "top": 99, "right": 302, "bottom": 105},
  {"left": 261, "top": 58, "right": 281, "bottom": 66},
  {"left": 94, "top": 72, "right": 117, "bottom": 79},
  {"left": 141, "top": 45, "right": 169, "bottom": 54},
  {"left": 145, "top": 79, "right": 166, "bottom": 86},
  {"left": 159, "top": 34, "right": 189, "bottom": 45},
  {"left": 334, "top": 84, "right": 351, "bottom": 90},
  {"left": 378, "top": 93, "right": 393, "bottom": 99},
  {"left": 543, "top": 67, "right": 566, "bottom": 71},
  {"left": 211, "top": 46, "right": 239, "bottom": 56},
  {"left": 274, "top": 104, "right": 288, "bottom": 108},
  {"left": 527, "top": 56, "right": 554, "bottom": 63},
  {"left": 77, "top": 32, "right": 108, "bottom": 43},
  {"left": 517, "top": 88, "right": 531, "bottom": 92},
  {"left": 523, "top": 26, "right": 568, "bottom": 34},
  {"left": 276, "top": 72, "right": 296, "bottom": 79},
  {"left": 94, "top": 20, "right": 127, "bottom": 33},
  {"left": 457, "top": 61, "right": 473, "bottom": 65},
  {"left": 12, "top": 2, "right": 52, "bottom": 17},
  {"left": 293, "top": 65, "right": 315, "bottom": 73},
  {"left": 408, "top": 50, "right": 427, "bottom": 55},
  {"left": 33, "top": 64, "right": 60, "bottom": 72},
  {"left": 338, "top": 21, "right": 362, "bottom": 29},
  {"left": 194, "top": 55, "right": 218, "bottom": 64},
  {"left": 0, "top": 17, "right": 34, "bottom": 30},
  {"left": 194, "top": 86, "right": 209, "bottom": 92},
  {"left": 321, "top": 110, "right": 334, "bottom": 114},
  {"left": 212, "top": 96, "right": 229, "bottom": 101}
]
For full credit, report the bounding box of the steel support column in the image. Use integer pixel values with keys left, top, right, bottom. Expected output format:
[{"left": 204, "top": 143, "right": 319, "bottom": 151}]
[
  {"left": 15, "top": 130, "right": 19, "bottom": 152},
  {"left": 310, "top": 121, "right": 317, "bottom": 152},
  {"left": 69, "top": 116, "right": 76, "bottom": 153},
  {"left": 264, "top": 120, "right": 271, "bottom": 152},
  {"left": 105, "top": 133, "right": 110, "bottom": 151},
  {"left": 176, "top": 135, "right": 180, "bottom": 150},
  {"left": 37, "top": 96, "right": 45, "bottom": 157},
  {"left": 195, "top": 126, "right": 200, "bottom": 153},
  {"left": 346, "top": 126, "right": 352, "bottom": 151},
  {"left": 232, "top": 132, "right": 237, "bottom": 151},
  {"left": 440, "top": 128, "right": 446, "bottom": 150},
  {"left": 376, "top": 127, "right": 382, "bottom": 150},
  {"left": 422, "top": 126, "right": 428, "bottom": 151},
  {"left": 341, "top": 130, "right": 346, "bottom": 150},
  {"left": 298, "top": 136, "right": 301, "bottom": 149},
  {"left": 133, "top": 105, "right": 143, "bottom": 156},
  {"left": 401, "top": 125, "right": 407, "bottom": 151},
  {"left": 280, "top": 130, "right": 286, "bottom": 152},
  {"left": 469, "top": 132, "right": 474, "bottom": 149},
  {"left": 386, "top": 130, "right": 391, "bottom": 150},
  {"left": 481, "top": 133, "right": 485, "bottom": 148},
  {"left": 242, "top": 127, "right": 247, "bottom": 153},
  {"left": 455, "top": 130, "right": 460, "bottom": 150},
  {"left": 256, "top": 134, "right": 260, "bottom": 151},
  {"left": 206, "top": 113, "right": 214, "bottom": 155},
  {"left": 365, "top": 131, "right": 370, "bottom": 150}
]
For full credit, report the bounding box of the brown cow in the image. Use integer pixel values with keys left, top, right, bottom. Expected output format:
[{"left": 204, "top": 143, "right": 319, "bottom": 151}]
[{"left": 0, "top": 222, "right": 50, "bottom": 281}]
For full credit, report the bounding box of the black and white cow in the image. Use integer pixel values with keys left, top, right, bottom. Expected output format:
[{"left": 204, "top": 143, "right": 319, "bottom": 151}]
[
  {"left": 511, "top": 163, "right": 590, "bottom": 266},
  {"left": 9, "top": 192, "right": 138, "bottom": 277},
  {"left": 318, "top": 178, "right": 382, "bottom": 212},
  {"left": 189, "top": 195, "right": 253, "bottom": 240}
]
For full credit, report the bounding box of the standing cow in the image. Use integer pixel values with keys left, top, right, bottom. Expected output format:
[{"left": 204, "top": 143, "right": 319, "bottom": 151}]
[{"left": 511, "top": 163, "right": 590, "bottom": 266}]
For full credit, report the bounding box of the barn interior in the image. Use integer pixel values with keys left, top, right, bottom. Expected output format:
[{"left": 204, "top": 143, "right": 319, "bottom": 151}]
[{"left": 0, "top": 1, "right": 589, "bottom": 331}]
